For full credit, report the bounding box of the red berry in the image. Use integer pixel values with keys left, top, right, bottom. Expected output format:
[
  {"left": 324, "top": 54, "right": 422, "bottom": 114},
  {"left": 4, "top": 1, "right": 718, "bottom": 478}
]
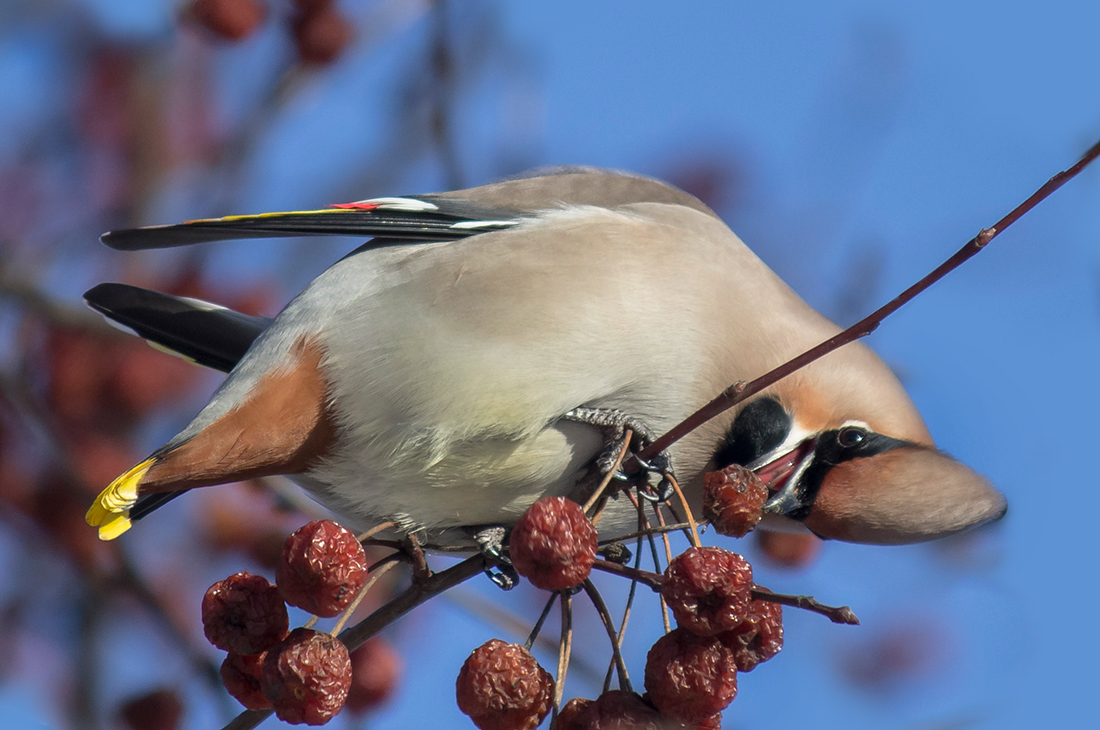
[
  {"left": 190, "top": 0, "right": 266, "bottom": 41},
  {"left": 118, "top": 688, "right": 183, "bottom": 730},
  {"left": 719, "top": 597, "right": 784, "bottom": 672},
  {"left": 221, "top": 652, "right": 271, "bottom": 710},
  {"left": 756, "top": 529, "right": 821, "bottom": 569},
  {"left": 566, "top": 691, "right": 663, "bottom": 729},
  {"left": 702, "top": 465, "right": 768, "bottom": 537},
  {"left": 661, "top": 547, "right": 753, "bottom": 636},
  {"left": 693, "top": 714, "right": 724, "bottom": 730},
  {"left": 344, "top": 637, "right": 403, "bottom": 713},
  {"left": 277, "top": 520, "right": 368, "bottom": 617},
  {"left": 202, "top": 572, "right": 288, "bottom": 655},
  {"left": 509, "top": 497, "right": 597, "bottom": 591},
  {"left": 644, "top": 628, "right": 738, "bottom": 724},
  {"left": 455, "top": 639, "right": 554, "bottom": 730},
  {"left": 292, "top": 8, "right": 353, "bottom": 65},
  {"left": 556, "top": 697, "right": 593, "bottom": 730},
  {"left": 262, "top": 628, "right": 352, "bottom": 725}
]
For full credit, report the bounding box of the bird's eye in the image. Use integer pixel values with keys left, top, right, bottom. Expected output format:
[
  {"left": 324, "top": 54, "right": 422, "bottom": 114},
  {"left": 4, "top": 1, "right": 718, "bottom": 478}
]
[{"left": 837, "top": 427, "right": 867, "bottom": 448}]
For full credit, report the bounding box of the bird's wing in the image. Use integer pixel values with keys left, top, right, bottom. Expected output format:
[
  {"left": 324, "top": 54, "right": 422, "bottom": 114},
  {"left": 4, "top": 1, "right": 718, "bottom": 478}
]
[
  {"left": 99, "top": 168, "right": 715, "bottom": 251},
  {"left": 84, "top": 283, "right": 268, "bottom": 373},
  {"left": 100, "top": 197, "right": 525, "bottom": 250}
]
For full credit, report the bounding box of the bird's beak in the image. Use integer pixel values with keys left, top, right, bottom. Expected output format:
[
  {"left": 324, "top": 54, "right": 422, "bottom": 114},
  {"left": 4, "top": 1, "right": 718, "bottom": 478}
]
[{"left": 750, "top": 437, "right": 819, "bottom": 517}]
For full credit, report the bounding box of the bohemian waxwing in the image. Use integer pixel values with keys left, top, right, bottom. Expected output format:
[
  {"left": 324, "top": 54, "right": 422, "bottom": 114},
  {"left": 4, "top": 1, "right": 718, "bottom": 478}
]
[{"left": 85, "top": 167, "right": 1006, "bottom": 547}]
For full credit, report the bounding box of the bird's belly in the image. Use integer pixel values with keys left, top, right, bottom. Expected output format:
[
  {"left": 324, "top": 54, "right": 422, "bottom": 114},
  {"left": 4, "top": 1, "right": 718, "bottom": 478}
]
[{"left": 301, "top": 419, "right": 605, "bottom": 533}]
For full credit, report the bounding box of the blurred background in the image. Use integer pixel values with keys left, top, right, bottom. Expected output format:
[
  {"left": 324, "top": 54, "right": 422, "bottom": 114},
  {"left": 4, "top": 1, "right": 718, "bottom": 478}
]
[{"left": 0, "top": 1, "right": 1098, "bottom": 728}]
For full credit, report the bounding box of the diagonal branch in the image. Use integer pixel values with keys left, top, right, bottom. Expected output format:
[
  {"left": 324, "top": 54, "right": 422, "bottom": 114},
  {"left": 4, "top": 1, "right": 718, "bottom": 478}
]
[{"left": 635, "top": 136, "right": 1100, "bottom": 465}]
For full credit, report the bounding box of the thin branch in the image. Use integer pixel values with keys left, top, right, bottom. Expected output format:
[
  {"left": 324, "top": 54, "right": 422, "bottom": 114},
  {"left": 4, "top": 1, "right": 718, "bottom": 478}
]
[
  {"left": 751, "top": 586, "right": 860, "bottom": 626},
  {"left": 584, "top": 429, "right": 632, "bottom": 520},
  {"left": 553, "top": 592, "right": 573, "bottom": 714},
  {"left": 525, "top": 593, "right": 559, "bottom": 651},
  {"left": 591, "top": 559, "right": 663, "bottom": 590},
  {"left": 634, "top": 137, "right": 1100, "bottom": 466},
  {"left": 331, "top": 558, "right": 401, "bottom": 636},
  {"left": 581, "top": 579, "right": 631, "bottom": 693},
  {"left": 598, "top": 521, "right": 698, "bottom": 545},
  {"left": 665, "top": 474, "right": 701, "bottom": 547}
]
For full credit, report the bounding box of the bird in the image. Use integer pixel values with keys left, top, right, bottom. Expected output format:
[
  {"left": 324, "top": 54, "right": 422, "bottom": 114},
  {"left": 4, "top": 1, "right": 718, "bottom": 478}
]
[{"left": 84, "top": 167, "right": 1006, "bottom": 549}]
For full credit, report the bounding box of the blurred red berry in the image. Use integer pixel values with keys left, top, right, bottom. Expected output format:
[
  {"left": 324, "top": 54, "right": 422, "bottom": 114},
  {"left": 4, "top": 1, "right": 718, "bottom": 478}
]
[
  {"left": 644, "top": 628, "right": 738, "bottom": 724},
  {"left": 118, "top": 688, "right": 183, "bottom": 730},
  {"left": 661, "top": 547, "right": 753, "bottom": 636},
  {"left": 509, "top": 496, "right": 597, "bottom": 591},
  {"left": 277, "top": 520, "right": 368, "bottom": 617},
  {"left": 703, "top": 464, "right": 768, "bottom": 537},
  {"left": 718, "top": 597, "right": 783, "bottom": 672},
  {"left": 190, "top": 0, "right": 267, "bottom": 41},
  {"left": 292, "top": 7, "right": 353, "bottom": 65},
  {"left": 262, "top": 628, "right": 352, "bottom": 725},
  {"left": 221, "top": 652, "right": 271, "bottom": 710},
  {"left": 755, "top": 530, "right": 821, "bottom": 569},
  {"left": 565, "top": 691, "right": 662, "bottom": 729},
  {"left": 202, "top": 572, "right": 288, "bottom": 655},
  {"left": 455, "top": 639, "right": 553, "bottom": 730},
  {"left": 345, "top": 637, "right": 403, "bottom": 713}
]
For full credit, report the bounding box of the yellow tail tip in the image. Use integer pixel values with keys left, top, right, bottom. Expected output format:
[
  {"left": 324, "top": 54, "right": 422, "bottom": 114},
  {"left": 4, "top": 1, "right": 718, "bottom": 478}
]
[{"left": 85, "top": 458, "right": 155, "bottom": 538}]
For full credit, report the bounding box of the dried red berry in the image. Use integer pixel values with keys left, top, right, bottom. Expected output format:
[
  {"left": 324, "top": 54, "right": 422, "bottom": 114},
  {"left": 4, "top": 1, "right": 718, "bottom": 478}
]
[
  {"left": 661, "top": 547, "right": 753, "bottom": 636},
  {"left": 718, "top": 597, "right": 784, "bottom": 672},
  {"left": 693, "top": 713, "right": 724, "bottom": 730},
  {"left": 509, "top": 497, "right": 597, "bottom": 591},
  {"left": 455, "top": 639, "right": 554, "bottom": 730},
  {"left": 221, "top": 652, "right": 271, "bottom": 710},
  {"left": 262, "top": 628, "right": 352, "bottom": 725},
  {"left": 568, "top": 690, "right": 663, "bottom": 729},
  {"left": 189, "top": 0, "right": 266, "bottom": 41},
  {"left": 644, "top": 628, "right": 738, "bottom": 724},
  {"left": 292, "top": 8, "right": 353, "bottom": 65},
  {"left": 202, "top": 572, "right": 288, "bottom": 655},
  {"left": 345, "top": 637, "right": 402, "bottom": 713},
  {"left": 277, "top": 520, "right": 368, "bottom": 617},
  {"left": 556, "top": 697, "right": 593, "bottom": 730},
  {"left": 703, "top": 464, "right": 768, "bottom": 537},
  {"left": 119, "top": 688, "right": 183, "bottom": 730}
]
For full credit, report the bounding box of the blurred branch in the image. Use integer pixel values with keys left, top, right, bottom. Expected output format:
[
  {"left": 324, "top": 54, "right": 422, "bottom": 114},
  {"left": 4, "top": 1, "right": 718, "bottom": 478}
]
[{"left": 429, "top": 0, "right": 464, "bottom": 190}]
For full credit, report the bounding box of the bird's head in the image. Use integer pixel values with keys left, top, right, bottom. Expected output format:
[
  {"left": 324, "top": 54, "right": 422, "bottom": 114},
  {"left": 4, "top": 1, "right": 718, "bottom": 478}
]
[{"left": 713, "top": 344, "right": 1006, "bottom": 545}]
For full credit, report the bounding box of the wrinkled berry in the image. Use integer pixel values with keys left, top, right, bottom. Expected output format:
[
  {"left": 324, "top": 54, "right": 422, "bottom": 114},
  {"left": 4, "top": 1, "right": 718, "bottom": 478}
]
[
  {"left": 277, "top": 520, "right": 368, "bottom": 617},
  {"left": 661, "top": 547, "right": 753, "bottom": 636},
  {"left": 262, "top": 628, "right": 352, "bottom": 725},
  {"left": 565, "top": 691, "right": 662, "bottom": 729},
  {"left": 345, "top": 637, "right": 402, "bottom": 713},
  {"left": 509, "top": 497, "right": 597, "bottom": 591},
  {"left": 719, "top": 597, "right": 784, "bottom": 672},
  {"left": 292, "top": 7, "right": 353, "bottom": 65},
  {"left": 221, "top": 652, "right": 271, "bottom": 710},
  {"left": 703, "top": 464, "right": 768, "bottom": 537},
  {"left": 455, "top": 639, "right": 554, "bottom": 730},
  {"left": 556, "top": 697, "right": 593, "bottom": 730},
  {"left": 644, "top": 628, "right": 738, "bottom": 723},
  {"left": 189, "top": 0, "right": 266, "bottom": 41},
  {"left": 202, "top": 572, "right": 288, "bottom": 655}
]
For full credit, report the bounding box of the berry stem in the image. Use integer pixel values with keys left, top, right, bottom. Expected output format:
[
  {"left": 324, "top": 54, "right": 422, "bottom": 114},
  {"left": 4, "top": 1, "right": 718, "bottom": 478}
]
[
  {"left": 330, "top": 557, "right": 400, "bottom": 636},
  {"left": 581, "top": 579, "right": 633, "bottom": 694},
  {"left": 553, "top": 592, "right": 573, "bottom": 714},
  {"left": 751, "top": 586, "right": 860, "bottom": 626}
]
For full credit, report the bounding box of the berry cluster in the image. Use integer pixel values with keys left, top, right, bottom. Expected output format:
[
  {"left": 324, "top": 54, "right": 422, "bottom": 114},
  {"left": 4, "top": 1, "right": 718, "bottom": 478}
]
[
  {"left": 203, "top": 519, "right": 398, "bottom": 725},
  {"left": 188, "top": 0, "right": 353, "bottom": 65}
]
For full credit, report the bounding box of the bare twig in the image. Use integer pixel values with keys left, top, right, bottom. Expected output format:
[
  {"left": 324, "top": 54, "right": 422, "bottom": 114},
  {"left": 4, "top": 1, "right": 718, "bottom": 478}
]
[
  {"left": 553, "top": 592, "right": 573, "bottom": 714},
  {"left": 581, "top": 579, "right": 631, "bottom": 693},
  {"left": 584, "top": 429, "right": 633, "bottom": 520},
  {"left": 525, "top": 593, "right": 558, "bottom": 651},
  {"left": 634, "top": 137, "right": 1100, "bottom": 466},
  {"left": 331, "top": 558, "right": 401, "bottom": 636},
  {"left": 665, "top": 474, "right": 701, "bottom": 547},
  {"left": 752, "top": 586, "right": 860, "bottom": 625}
]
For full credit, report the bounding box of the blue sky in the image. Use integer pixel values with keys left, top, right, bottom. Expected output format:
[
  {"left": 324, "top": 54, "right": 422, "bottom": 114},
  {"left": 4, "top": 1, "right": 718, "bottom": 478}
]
[{"left": 2, "top": 1, "right": 1098, "bottom": 728}]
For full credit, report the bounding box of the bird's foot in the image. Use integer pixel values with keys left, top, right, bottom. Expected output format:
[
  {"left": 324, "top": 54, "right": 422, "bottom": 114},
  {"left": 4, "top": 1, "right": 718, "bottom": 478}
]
[
  {"left": 471, "top": 526, "right": 519, "bottom": 590},
  {"left": 562, "top": 407, "right": 676, "bottom": 501}
]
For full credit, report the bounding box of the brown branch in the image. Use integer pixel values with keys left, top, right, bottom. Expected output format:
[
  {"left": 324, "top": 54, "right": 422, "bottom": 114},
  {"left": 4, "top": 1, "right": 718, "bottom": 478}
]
[
  {"left": 635, "top": 136, "right": 1100, "bottom": 465},
  {"left": 751, "top": 586, "right": 860, "bottom": 625},
  {"left": 591, "top": 559, "right": 663, "bottom": 590},
  {"left": 553, "top": 592, "right": 573, "bottom": 714},
  {"left": 222, "top": 555, "right": 484, "bottom": 730},
  {"left": 581, "top": 579, "right": 632, "bottom": 693}
]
